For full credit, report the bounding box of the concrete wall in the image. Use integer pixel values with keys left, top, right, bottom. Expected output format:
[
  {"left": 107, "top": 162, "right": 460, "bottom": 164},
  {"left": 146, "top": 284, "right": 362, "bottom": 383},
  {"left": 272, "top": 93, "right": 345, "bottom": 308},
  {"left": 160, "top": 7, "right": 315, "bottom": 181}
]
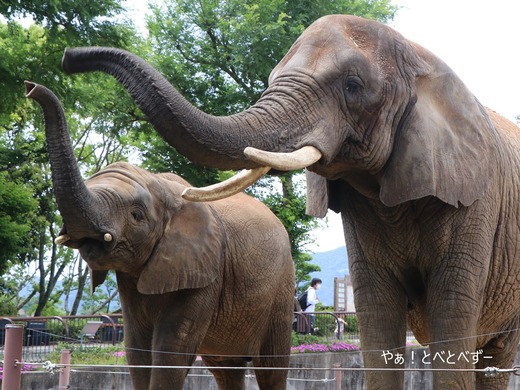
[{"left": 12, "top": 347, "right": 520, "bottom": 389}]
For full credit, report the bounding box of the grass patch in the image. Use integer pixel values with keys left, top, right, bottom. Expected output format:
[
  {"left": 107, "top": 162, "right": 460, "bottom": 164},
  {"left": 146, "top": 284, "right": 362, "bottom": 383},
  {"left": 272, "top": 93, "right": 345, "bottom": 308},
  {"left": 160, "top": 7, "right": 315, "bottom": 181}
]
[{"left": 45, "top": 343, "right": 127, "bottom": 366}]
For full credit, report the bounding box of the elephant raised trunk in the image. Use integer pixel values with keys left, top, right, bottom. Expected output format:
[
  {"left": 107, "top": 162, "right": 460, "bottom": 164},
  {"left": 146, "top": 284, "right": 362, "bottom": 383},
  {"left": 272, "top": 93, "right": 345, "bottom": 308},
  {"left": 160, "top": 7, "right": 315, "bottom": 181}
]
[
  {"left": 61, "top": 47, "right": 301, "bottom": 171},
  {"left": 25, "top": 81, "right": 112, "bottom": 245},
  {"left": 61, "top": 47, "right": 327, "bottom": 202}
]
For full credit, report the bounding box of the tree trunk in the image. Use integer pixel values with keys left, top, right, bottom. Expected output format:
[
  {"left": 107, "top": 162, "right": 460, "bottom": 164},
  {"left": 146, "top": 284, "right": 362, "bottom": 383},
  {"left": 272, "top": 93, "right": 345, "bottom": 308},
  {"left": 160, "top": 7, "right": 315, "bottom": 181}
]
[
  {"left": 90, "top": 290, "right": 119, "bottom": 315},
  {"left": 71, "top": 264, "right": 89, "bottom": 315},
  {"left": 34, "top": 231, "right": 48, "bottom": 317}
]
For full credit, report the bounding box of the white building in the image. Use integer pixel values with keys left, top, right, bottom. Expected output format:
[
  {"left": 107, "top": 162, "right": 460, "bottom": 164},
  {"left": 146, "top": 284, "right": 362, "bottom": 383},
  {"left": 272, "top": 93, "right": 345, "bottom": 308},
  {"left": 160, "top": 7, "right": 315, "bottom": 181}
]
[{"left": 334, "top": 275, "right": 355, "bottom": 312}]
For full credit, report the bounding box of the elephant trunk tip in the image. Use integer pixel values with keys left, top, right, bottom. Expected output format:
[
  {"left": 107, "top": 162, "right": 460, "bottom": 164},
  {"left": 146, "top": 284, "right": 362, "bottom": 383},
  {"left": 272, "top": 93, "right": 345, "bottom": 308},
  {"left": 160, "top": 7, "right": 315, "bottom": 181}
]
[
  {"left": 24, "top": 80, "right": 38, "bottom": 97},
  {"left": 61, "top": 47, "right": 109, "bottom": 74},
  {"left": 61, "top": 48, "right": 73, "bottom": 74}
]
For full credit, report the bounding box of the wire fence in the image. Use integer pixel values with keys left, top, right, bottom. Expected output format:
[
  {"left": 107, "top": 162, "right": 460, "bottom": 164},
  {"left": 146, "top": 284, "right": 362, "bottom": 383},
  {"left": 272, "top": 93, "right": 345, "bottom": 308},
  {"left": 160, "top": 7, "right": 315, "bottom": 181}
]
[
  {"left": 0, "top": 314, "right": 124, "bottom": 362},
  {"left": 1, "top": 312, "right": 364, "bottom": 362},
  {"left": 2, "top": 312, "right": 520, "bottom": 389},
  {"left": 4, "top": 312, "right": 520, "bottom": 389}
]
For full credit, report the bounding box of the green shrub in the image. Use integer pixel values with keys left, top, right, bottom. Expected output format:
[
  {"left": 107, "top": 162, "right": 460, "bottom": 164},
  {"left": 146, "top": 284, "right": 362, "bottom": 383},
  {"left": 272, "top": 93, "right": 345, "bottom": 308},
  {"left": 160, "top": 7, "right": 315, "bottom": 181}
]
[
  {"left": 314, "top": 315, "right": 337, "bottom": 337},
  {"left": 343, "top": 316, "right": 358, "bottom": 333},
  {"left": 45, "top": 342, "right": 127, "bottom": 366},
  {"left": 0, "top": 295, "right": 17, "bottom": 316},
  {"left": 291, "top": 331, "right": 324, "bottom": 347}
]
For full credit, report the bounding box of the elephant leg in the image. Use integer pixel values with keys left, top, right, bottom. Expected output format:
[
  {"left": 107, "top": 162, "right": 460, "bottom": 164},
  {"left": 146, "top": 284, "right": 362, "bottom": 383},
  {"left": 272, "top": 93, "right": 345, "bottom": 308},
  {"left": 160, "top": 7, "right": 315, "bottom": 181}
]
[
  {"left": 148, "top": 353, "right": 198, "bottom": 390},
  {"left": 351, "top": 265, "right": 408, "bottom": 390},
  {"left": 475, "top": 320, "right": 520, "bottom": 390},
  {"left": 124, "top": 326, "right": 153, "bottom": 390},
  {"left": 203, "top": 356, "right": 248, "bottom": 390},
  {"left": 252, "top": 318, "right": 291, "bottom": 389},
  {"left": 148, "top": 290, "right": 215, "bottom": 389},
  {"left": 426, "top": 272, "right": 483, "bottom": 389},
  {"left": 123, "top": 315, "right": 197, "bottom": 390}
]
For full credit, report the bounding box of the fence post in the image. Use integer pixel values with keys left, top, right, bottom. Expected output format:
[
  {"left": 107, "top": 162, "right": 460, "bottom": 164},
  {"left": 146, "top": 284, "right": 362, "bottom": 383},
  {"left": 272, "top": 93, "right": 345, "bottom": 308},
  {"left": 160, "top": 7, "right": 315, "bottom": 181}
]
[
  {"left": 58, "top": 349, "right": 71, "bottom": 389},
  {"left": 1, "top": 324, "right": 24, "bottom": 390},
  {"left": 334, "top": 363, "right": 342, "bottom": 390}
]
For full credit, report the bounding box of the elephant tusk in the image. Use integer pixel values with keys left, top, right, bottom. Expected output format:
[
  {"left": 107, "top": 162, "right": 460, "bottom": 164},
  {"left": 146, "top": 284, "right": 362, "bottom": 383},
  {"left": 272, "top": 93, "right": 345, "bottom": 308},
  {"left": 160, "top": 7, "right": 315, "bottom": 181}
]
[
  {"left": 104, "top": 233, "right": 113, "bottom": 242},
  {"left": 244, "top": 145, "right": 322, "bottom": 171},
  {"left": 55, "top": 234, "right": 71, "bottom": 246},
  {"left": 182, "top": 166, "right": 271, "bottom": 202}
]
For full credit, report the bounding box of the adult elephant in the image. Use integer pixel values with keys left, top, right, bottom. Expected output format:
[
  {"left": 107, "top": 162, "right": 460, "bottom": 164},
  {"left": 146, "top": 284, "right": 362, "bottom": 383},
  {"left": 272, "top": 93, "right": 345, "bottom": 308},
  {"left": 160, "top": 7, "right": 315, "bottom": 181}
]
[
  {"left": 61, "top": 15, "right": 520, "bottom": 389},
  {"left": 26, "top": 82, "right": 294, "bottom": 390}
]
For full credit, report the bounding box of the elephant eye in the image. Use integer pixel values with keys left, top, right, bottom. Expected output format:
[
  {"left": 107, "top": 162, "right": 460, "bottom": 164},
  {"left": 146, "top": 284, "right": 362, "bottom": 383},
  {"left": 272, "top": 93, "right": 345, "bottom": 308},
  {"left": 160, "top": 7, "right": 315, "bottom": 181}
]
[
  {"left": 131, "top": 209, "right": 144, "bottom": 222},
  {"left": 345, "top": 76, "right": 363, "bottom": 95}
]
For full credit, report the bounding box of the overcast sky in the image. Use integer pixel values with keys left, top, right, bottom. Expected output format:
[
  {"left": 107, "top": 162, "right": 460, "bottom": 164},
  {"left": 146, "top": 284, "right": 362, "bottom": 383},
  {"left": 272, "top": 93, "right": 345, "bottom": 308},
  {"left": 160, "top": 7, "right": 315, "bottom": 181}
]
[{"left": 123, "top": 0, "right": 520, "bottom": 252}]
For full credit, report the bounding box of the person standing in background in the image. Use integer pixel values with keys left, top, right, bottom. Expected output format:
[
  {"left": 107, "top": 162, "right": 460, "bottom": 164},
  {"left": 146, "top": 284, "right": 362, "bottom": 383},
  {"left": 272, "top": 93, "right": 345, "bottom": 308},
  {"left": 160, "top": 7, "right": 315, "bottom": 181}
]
[{"left": 304, "top": 278, "right": 322, "bottom": 333}]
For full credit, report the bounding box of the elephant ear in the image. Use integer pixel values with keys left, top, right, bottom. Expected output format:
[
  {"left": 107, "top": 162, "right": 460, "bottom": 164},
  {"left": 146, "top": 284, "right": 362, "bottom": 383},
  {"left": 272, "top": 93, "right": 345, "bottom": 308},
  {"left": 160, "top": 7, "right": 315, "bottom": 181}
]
[
  {"left": 137, "top": 200, "right": 224, "bottom": 295},
  {"left": 379, "top": 48, "right": 498, "bottom": 207}
]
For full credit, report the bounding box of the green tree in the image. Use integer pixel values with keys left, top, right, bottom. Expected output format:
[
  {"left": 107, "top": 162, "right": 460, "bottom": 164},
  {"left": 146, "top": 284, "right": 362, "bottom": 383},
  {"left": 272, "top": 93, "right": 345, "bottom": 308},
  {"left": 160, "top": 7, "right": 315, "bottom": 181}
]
[
  {"left": 144, "top": 0, "right": 397, "bottom": 284},
  {"left": 0, "top": 0, "right": 129, "bottom": 43},
  {"left": 0, "top": 2, "right": 143, "bottom": 315},
  {"left": 0, "top": 171, "right": 38, "bottom": 273},
  {"left": 79, "top": 271, "right": 120, "bottom": 315},
  {"left": 0, "top": 261, "right": 38, "bottom": 315},
  {"left": 259, "top": 174, "right": 320, "bottom": 286}
]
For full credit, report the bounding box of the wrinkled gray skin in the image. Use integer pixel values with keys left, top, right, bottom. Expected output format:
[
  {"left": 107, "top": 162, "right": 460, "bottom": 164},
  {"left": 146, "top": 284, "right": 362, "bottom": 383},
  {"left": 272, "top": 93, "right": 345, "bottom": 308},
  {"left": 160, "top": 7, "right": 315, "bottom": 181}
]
[
  {"left": 60, "top": 15, "right": 520, "bottom": 389},
  {"left": 26, "top": 82, "right": 294, "bottom": 390}
]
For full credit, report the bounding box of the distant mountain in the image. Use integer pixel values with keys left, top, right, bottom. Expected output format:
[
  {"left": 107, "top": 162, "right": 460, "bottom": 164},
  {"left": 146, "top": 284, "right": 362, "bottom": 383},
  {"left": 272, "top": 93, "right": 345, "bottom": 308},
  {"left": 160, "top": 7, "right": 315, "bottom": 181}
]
[{"left": 308, "top": 246, "right": 349, "bottom": 306}]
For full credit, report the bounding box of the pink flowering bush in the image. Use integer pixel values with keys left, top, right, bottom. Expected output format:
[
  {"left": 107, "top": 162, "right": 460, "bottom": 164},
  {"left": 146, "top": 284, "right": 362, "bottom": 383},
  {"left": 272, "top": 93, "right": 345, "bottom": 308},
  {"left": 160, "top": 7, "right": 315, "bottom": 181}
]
[
  {"left": 328, "top": 342, "right": 360, "bottom": 352},
  {"left": 21, "top": 364, "right": 38, "bottom": 372},
  {"left": 291, "top": 342, "right": 360, "bottom": 354},
  {"left": 0, "top": 363, "right": 37, "bottom": 380}
]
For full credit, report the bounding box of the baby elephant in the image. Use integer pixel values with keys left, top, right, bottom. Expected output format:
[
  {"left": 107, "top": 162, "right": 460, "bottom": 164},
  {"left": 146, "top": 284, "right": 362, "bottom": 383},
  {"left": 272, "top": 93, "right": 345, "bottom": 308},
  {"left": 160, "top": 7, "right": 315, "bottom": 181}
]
[{"left": 27, "top": 82, "right": 294, "bottom": 390}]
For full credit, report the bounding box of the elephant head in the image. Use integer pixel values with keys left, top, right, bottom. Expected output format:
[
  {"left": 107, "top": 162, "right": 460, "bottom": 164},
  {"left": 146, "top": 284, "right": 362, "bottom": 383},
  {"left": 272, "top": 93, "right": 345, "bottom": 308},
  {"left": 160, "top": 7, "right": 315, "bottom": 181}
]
[
  {"left": 26, "top": 82, "right": 224, "bottom": 293},
  {"left": 60, "top": 15, "right": 497, "bottom": 216}
]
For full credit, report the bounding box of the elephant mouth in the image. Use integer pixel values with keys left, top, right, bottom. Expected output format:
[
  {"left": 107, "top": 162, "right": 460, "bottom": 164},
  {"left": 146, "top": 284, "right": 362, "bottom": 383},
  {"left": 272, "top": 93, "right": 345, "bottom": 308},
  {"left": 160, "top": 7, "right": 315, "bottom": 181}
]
[
  {"left": 56, "top": 227, "right": 114, "bottom": 246},
  {"left": 78, "top": 241, "right": 107, "bottom": 266},
  {"left": 182, "top": 145, "right": 323, "bottom": 202},
  {"left": 56, "top": 228, "right": 115, "bottom": 267}
]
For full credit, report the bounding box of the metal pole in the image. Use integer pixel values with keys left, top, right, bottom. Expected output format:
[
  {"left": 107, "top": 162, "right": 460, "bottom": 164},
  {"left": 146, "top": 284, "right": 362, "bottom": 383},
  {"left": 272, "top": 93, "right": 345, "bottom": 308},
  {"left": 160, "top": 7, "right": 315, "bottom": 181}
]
[
  {"left": 334, "top": 363, "right": 342, "bottom": 390},
  {"left": 1, "top": 324, "right": 24, "bottom": 390},
  {"left": 58, "top": 349, "right": 71, "bottom": 389}
]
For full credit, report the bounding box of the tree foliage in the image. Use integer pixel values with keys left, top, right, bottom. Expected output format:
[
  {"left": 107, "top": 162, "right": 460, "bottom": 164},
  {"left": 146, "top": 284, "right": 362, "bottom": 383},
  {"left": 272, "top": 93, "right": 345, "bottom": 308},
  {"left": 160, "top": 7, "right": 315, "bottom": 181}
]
[
  {"left": 0, "top": 171, "right": 37, "bottom": 273},
  {"left": 258, "top": 174, "right": 320, "bottom": 285},
  {"left": 147, "top": 0, "right": 396, "bottom": 110},
  {"left": 0, "top": 0, "right": 129, "bottom": 43}
]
